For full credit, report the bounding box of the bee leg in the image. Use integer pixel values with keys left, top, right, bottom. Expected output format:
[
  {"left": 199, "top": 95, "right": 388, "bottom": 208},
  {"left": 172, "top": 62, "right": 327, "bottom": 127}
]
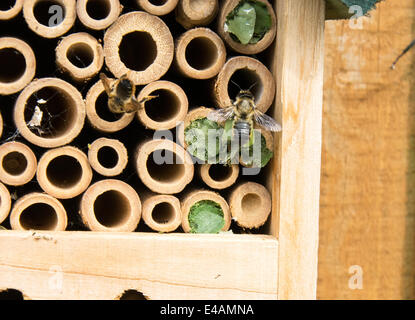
[{"left": 138, "top": 95, "right": 159, "bottom": 105}]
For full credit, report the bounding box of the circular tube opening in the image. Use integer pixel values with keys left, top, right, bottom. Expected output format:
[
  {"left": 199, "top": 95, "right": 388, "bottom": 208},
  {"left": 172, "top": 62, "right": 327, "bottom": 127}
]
[
  {"left": 152, "top": 202, "right": 175, "bottom": 224},
  {"left": 0, "top": 48, "right": 26, "bottom": 84},
  {"left": 94, "top": 190, "right": 131, "bottom": 228},
  {"left": 2, "top": 152, "right": 28, "bottom": 176},
  {"left": 46, "top": 155, "right": 83, "bottom": 188},
  {"left": 86, "top": 0, "right": 111, "bottom": 20},
  {"left": 149, "top": 0, "right": 167, "bottom": 5},
  {"left": 97, "top": 146, "right": 119, "bottom": 169},
  {"left": 144, "top": 89, "right": 180, "bottom": 122},
  {"left": 185, "top": 37, "right": 218, "bottom": 70},
  {"left": 66, "top": 43, "right": 94, "bottom": 68},
  {"left": 33, "top": 0, "right": 66, "bottom": 26},
  {"left": 19, "top": 203, "right": 58, "bottom": 230},
  {"left": 119, "top": 31, "right": 157, "bottom": 72},
  {"left": 146, "top": 150, "right": 185, "bottom": 183},
  {"left": 241, "top": 193, "right": 262, "bottom": 214},
  {"left": 0, "top": 0, "right": 17, "bottom": 11},
  {"left": 228, "top": 68, "right": 263, "bottom": 101},
  {"left": 24, "top": 87, "right": 76, "bottom": 138},
  {"left": 95, "top": 91, "right": 123, "bottom": 122},
  {"left": 208, "top": 164, "right": 232, "bottom": 182}
]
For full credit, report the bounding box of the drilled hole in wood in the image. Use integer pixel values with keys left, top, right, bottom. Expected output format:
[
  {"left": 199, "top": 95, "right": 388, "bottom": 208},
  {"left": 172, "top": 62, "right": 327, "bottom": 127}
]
[
  {"left": 119, "top": 289, "right": 148, "bottom": 300},
  {"left": 0, "top": 48, "right": 26, "bottom": 83},
  {"left": 46, "top": 155, "right": 83, "bottom": 188},
  {"left": 228, "top": 68, "right": 263, "bottom": 102},
  {"left": 2, "top": 151, "right": 28, "bottom": 176},
  {"left": 146, "top": 150, "right": 185, "bottom": 183},
  {"left": 152, "top": 202, "right": 175, "bottom": 224},
  {"left": 119, "top": 32, "right": 157, "bottom": 72},
  {"left": 185, "top": 37, "right": 218, "bottom": 70},
  {"left": 86, "top": 0, "right": 110, "bottom": 20},
  {"left": 97, "top": 146, "right": 119, "bottom": 169},
  {"left": 33, "top": 1, "right": 65, "bottom": 26},
  {"left": 94, "top": 190, "right": 131, "bottom": 228},
  {"left": 144, "top": 89, "right": 180, "bottom": 122},
  {"left": 66, "top": 43, "right": 94, "bottom": 68},
  {"left": 20, "top": 203, "right": 58, "bottom": 230},
  {"left": 0, "top": 289, "right": 24, "bottom": 300}
]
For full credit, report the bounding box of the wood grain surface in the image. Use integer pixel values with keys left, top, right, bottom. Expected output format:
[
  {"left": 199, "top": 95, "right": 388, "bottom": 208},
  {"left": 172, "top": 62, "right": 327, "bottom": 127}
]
[{"left": 318, "top": 0, "right": 415, "bottom": 299}]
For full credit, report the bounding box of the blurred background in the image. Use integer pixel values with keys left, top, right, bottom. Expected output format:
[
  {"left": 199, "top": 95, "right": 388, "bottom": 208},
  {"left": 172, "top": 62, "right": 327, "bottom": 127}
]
[{"left": 318, "top": 0, "right": 415, "bottom": 299}]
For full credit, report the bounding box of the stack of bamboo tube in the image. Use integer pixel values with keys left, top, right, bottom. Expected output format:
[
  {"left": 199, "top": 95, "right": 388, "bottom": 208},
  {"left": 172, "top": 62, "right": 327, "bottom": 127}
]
[{"left": 0, "top": 0, "right": 276, "bottom": 234}]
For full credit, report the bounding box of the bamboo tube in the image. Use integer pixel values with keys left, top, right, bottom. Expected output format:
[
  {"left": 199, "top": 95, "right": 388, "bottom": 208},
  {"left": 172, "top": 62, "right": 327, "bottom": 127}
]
[
  {"left": 135, "top": 139, "right": 194, "bottom": 194},
  {"left": 10, "top": 192, "right": 67, "bottom": 231},
  {"left": 14, "top": 77, "right": 86, "bottom": 148},
  {"left": 141, "top": 193, "right": 182, "bottom": 232},
  {"left": 0, "top": 182, "right": 11, "bottom": 224},
  {"left": 37, "top": 146, "right": 92, "bottom": 199},
  {"left": 0, "top": 142, "right": 37, "bottom": 186},
  {"left": 228, "top": 181, "right": 271, "bottom": 229},
  {"left": 56, "top": 32, "right": 104, "bottom": 82},
  {"left": 181, "top": 189, "right": 231, "bottom": 233},
  {"left": 0, "top": 37, "right": 36, "bottom": 95},
  {"left": 176, "top": 106, "right": 213, "bottom": 148},
  {"left": 217, "top": 0, "right": 277, "bottom": 55},
  {"left": 85, "top": 78, "right": 135, "bottom": 133},
  {"left": 23, "top": 0, "right": 76, "bottom": 39},
  {"left": 0, "top": 0, "right": 23, "bottom": 20},
  {"left": 214, "top": 56, "right": 275, "bottom": 113},
  {"left": 175, "top": 28, "right": 226, "bottom": 79},
  {"left": 103, "top": 11, "right": 174, "bottom": 85},
  {"left": 137, "top": 0, "right": 178, "bottom": 16},
  {"left": 136, "top": 80, "right": 188, "bottom": 130},
  {"left": 88, "top": 137, "right": 128, "bottom": 177},
  {"left": 175, "top": 0, "right": 218, "bottom": 29},
  {"left": 0, "top": 111, "right": 3, "bottom": 138},
  {"left": 80, "top": 179, "right": 141, "bottom": 232},
  {"left": 76, "top": 0, "right": 121, "bottom": 30},
  {"left": 199, "top": 164, "right": 239, "bottom": 190}
]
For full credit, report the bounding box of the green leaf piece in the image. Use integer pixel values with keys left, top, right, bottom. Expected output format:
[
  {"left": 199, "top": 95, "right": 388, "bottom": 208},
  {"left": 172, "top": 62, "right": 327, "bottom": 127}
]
[
  {"left": 225, "top": 0, "right": 272, "bottom": 45},
  {"left": 247, "top": 134, "right": 274, "bottom": 168},
  {"left": 225, "top": 2, "right": 256, "bottom": 45},
  {"left": 250, "top": 1, "right": 272, "bottom": 44},
  {"left": 188, "top": 200, "right": 225, "bottom": 234},
  {"left": 0, "top": 225, "right": 6, "bottom": 230},
  {"left": 184, "top": 117, "right": 221, "bottom": 161}
]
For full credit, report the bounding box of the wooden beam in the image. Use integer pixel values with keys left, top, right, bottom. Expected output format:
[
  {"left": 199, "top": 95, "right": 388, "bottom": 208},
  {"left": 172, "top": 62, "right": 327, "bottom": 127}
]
[
  {"left": 0, "top": 231, "right": 278, "bottom": 299},
  {"left": 273, "top": 0, "right": 325, "bottom": 299}
]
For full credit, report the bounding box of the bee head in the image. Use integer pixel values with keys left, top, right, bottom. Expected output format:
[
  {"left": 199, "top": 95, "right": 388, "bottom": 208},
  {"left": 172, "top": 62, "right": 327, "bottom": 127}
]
[{"left": 236, "top": 89, "right": 254, "bottom": 100}]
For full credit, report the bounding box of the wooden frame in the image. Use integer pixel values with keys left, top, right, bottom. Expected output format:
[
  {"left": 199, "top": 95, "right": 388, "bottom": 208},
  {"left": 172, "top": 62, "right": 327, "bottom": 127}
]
[{"left": 0, "top": 0, "right": 325, "bottom": 300}]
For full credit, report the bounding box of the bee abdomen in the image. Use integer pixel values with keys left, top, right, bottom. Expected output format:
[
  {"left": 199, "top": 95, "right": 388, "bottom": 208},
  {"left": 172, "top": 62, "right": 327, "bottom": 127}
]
[{"left": 234, "top": 121, "right": 251, "bottom": 143}]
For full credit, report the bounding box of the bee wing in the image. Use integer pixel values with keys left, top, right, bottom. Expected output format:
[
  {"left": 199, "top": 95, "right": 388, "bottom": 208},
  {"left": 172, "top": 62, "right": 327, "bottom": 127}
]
[
  {"left": 253, "top": 109, "right": 282, "bottom": 132},
  {"left": 100, "top": 73, "right": 112, "bottom": 95},
  {"left": 207, "top": 107, "right": 235, "bottom": 123}
]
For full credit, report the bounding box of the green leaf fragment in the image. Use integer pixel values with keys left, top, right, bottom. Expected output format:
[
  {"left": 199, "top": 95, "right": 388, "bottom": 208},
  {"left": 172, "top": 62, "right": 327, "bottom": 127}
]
[
  {"left": 184, "top": 117, "right": 221, "bottom": 161},
  {"left": 188, "top": 200, "right": 225, "bottom": 234},
  {"left": 225, "top": 0, "right": 272, "bottom": 45},
  {"left": 0, "top": 225, "right": 6, "bottom": 230},
  {"left": 247, "top": 134, "right": 273, "bottom": 168},
  {"left": 225, "top": 3, "right": 256, "bottom": 45}
]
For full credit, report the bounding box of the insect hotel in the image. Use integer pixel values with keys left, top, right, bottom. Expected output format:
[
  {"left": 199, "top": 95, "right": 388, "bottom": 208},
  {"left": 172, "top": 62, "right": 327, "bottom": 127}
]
[{"left": 0, "top": 0, "right": 378, "bottom": 300}]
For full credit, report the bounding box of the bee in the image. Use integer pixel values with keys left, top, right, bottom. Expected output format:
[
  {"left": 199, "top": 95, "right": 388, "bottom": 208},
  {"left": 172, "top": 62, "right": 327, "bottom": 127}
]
[
  {"left": 208, "top": 88, "right": 282, "bottom": 148},
  {"left": 100, "top": 73, "right": 157, "bottom": 113}
]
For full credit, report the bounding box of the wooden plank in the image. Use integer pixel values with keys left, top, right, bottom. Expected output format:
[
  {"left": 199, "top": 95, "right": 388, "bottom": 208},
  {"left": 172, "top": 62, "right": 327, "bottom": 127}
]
[
  {"left": 273, "top": 0, "right": 325, "bottom": 299},
  {"left": 0, "top": 231, "right": 278, "bottom": 300},
  {"left": 318, "top": 0, "right": 415, "bottom": 299}
]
